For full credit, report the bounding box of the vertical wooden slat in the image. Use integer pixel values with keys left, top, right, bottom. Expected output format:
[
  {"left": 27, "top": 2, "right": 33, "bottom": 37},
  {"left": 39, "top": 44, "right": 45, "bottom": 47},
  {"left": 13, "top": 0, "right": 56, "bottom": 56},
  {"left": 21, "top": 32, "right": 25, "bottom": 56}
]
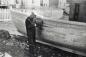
[{"left": 0, "top": 8, "right": 11, "bottom": 21}]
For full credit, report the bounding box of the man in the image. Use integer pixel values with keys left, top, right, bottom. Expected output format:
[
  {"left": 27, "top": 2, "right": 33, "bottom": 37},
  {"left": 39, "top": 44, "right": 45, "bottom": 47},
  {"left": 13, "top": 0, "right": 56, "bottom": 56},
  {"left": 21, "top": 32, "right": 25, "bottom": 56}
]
[
  {"left": 26, "top": 12, "right": 36, "bottom": 45},
  {"left": 25, "top": 12, "right": 36, "bottom": 55}
]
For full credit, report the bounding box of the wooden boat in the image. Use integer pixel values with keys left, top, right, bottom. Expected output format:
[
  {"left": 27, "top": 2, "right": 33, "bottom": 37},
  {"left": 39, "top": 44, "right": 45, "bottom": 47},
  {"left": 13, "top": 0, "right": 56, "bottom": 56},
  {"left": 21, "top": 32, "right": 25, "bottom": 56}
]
[{"left": 11, "top": 9, "right": 86, "bottom": 56}]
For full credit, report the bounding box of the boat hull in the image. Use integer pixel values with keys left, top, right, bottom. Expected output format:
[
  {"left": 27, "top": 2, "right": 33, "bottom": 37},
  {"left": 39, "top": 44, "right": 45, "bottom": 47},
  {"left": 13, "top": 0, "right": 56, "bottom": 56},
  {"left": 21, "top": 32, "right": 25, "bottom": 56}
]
[{"left": 11, "top": 9, "right": 86, "bottom": 56}]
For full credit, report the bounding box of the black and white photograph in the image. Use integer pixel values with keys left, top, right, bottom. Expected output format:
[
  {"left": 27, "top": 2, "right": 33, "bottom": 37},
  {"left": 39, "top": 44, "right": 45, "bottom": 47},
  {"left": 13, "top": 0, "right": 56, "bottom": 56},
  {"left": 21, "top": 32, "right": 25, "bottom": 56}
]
[{"left": 0, "top": 0, "right": 85, "bottom": 57}]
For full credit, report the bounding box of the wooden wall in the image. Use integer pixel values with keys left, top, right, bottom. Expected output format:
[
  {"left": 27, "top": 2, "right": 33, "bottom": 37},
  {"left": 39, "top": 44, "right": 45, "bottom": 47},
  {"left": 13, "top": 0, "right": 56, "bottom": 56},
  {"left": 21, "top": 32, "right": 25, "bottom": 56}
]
[{"left": 49, "top": 0, "right": 59, "bottom": 8}]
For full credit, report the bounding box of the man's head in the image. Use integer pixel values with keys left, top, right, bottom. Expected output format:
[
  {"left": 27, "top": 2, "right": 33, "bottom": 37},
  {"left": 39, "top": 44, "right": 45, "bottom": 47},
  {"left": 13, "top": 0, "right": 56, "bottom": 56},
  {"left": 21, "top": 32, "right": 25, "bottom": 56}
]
[{"left": 30, "top": 12, "right": 36, "bottom": 18}]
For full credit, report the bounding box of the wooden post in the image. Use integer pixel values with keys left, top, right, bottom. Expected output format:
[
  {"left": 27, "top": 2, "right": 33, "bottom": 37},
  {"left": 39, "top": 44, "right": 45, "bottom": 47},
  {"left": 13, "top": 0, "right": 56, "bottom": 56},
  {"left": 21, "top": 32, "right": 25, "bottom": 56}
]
[
  {"left": 69, "top": 0, "right": 86, "bottom": 22},
  {"left": 69, "top": 3, "right": 80, "bottom": 21}
]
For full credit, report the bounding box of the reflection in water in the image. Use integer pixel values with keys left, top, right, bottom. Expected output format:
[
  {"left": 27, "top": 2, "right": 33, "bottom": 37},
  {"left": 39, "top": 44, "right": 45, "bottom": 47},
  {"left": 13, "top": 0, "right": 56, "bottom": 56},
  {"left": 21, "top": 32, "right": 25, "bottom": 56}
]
[
  {"left": 0, "top": 52, "right": 12, "bottom": 57},
  {"left": 4, "top": 52, "right": 12, "bottom": 57}
]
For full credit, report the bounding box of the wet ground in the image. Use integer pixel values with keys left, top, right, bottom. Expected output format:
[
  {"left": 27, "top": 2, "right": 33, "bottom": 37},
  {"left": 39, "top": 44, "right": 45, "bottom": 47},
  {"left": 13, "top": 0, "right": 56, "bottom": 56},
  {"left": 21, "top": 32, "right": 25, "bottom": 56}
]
[
  {"left": 0, "top": 34, "right": 86, "bottom": 57},
  {"left": 0, "top": 21, "right": 85, "bottom": 57},
  {"left": 0, "top": 34, "right": 85, "bottom": 57}
]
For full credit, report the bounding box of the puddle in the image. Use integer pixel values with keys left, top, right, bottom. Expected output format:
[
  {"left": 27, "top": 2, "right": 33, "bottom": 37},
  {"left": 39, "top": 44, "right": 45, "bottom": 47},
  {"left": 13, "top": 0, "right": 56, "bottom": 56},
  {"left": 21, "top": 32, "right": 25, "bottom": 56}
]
[{"left": 0, "top": 52, "right": 12, "bottom": 57}]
